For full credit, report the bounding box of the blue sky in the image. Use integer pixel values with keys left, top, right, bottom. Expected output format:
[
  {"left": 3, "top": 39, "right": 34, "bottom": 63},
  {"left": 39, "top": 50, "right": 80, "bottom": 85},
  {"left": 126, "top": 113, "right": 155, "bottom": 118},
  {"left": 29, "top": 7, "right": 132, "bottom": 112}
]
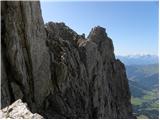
[{"left": 40, "top": 1, "right": 158, "bottom": 56}]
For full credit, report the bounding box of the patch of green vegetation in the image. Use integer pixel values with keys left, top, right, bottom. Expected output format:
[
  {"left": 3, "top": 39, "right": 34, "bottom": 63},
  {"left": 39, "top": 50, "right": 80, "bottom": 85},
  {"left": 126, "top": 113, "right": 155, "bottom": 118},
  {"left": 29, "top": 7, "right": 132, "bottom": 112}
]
[
  {"left": 150, "top": 102, "right": 159, "bottom": 109},
  {"left": 137, "top": 115, "right": 149, "bottom": 119},
  {"left": 131, "top": 97, "right": 145, "bottom": 106},
  {"left": 143, "top": 94, "right": 154, "bottom": 100},
  {"left": 133, "top": 88, "right": 156, "bottom": 100},
  {"left": 140, "top": 64, "right": 159, "bottom": 74},
  {"left": 131, "top": 89, "right": 159, "bottom": 119}
]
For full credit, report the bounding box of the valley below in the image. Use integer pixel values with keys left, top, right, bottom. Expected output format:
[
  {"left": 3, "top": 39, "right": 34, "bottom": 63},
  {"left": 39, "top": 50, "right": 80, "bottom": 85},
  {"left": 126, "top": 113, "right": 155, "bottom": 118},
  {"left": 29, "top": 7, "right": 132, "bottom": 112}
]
[{"left": 118, "top": 55, "right": 159, "bottom": 119}]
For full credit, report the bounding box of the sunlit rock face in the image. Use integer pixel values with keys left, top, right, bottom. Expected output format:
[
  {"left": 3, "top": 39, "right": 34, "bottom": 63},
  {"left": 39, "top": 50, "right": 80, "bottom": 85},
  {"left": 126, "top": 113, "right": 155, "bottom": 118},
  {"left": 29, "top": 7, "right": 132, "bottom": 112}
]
[
  {"left": 1, "top": 1, "right": 134, "bottom": 119},
  {"left": 0, "top": 99, "right": 43, "bottom": 119}
]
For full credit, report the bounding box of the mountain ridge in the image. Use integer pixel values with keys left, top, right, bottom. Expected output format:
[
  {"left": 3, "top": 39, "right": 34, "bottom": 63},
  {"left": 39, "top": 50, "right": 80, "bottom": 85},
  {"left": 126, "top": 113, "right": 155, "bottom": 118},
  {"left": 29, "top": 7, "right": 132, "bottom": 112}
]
[
  {"left": 116, "top": 55, "right": 158, "bottom": 65},
  {"left": 1, "top": 1, "right": 134, "bottom": 119}
]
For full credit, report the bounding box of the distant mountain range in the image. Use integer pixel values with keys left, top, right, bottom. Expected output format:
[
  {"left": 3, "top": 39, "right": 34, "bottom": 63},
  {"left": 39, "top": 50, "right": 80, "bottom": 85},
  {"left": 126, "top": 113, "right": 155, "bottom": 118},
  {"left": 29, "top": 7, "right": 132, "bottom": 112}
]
[{"left": 116, "top": 55, "right": 159, "bottom": 65}]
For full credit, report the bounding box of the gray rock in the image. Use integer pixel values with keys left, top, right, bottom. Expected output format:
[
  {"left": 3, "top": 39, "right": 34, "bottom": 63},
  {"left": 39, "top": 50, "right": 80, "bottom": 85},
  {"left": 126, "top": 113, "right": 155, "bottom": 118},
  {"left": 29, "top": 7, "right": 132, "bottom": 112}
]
[
  {"left": 0, "top": 99, "right": 43, "bottom": 119},
  {"left": 44, "top": 22, "right": 133, "bottom": 118},
  {"left": 1, "top": 1, "right": 134, "bottom": 119},
  {"left": 1, "top": 46, "right": 11, "bottom": 108},
  {"left": 1, "top": 1, "right": 52, "bottom": 111}
]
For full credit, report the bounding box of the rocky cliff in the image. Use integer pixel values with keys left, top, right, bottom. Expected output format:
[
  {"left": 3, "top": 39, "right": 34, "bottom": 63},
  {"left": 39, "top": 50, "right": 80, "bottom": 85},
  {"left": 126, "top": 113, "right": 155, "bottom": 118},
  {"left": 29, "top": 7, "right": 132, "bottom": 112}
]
[
  {"left": 1, "top": 1, "right": 133, "bottom": 119},
  {"left": 1, "top": 1, "right": 52, "bottom": 112}
]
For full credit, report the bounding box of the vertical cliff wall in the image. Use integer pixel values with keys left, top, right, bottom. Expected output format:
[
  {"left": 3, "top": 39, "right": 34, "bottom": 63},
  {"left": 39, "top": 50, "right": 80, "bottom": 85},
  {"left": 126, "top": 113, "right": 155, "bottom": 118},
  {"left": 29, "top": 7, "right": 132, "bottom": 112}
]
[
  {"left": 1, "top": 1, "right": 53, "bottom": 111},
  {"left": 1, "top": 1, "right": 133, "bottom": 118}
]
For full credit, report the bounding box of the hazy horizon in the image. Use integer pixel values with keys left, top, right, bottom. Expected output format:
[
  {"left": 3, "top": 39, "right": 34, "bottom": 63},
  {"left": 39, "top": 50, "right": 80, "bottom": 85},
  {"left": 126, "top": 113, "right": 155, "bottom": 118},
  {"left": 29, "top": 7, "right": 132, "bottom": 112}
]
[{"left": 40, "top": 1, "right": 158, "bottom": 56}]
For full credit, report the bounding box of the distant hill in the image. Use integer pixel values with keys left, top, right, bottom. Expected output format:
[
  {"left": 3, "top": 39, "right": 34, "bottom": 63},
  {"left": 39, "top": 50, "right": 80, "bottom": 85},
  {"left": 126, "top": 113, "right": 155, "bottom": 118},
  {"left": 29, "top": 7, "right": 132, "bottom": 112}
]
[
  {"left": 126, "top": 64, "right": 159, "bottom": 119},
  {"left": 116, "top": 55, "right": 159, "bottom": 65},
  {"left": 126, "top": 64, "right": 159, "bottom": 90}
]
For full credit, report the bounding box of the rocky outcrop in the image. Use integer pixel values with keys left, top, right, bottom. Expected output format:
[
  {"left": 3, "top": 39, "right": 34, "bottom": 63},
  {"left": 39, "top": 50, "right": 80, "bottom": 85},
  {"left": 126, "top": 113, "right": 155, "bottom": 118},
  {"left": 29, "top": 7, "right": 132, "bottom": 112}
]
[
  {"left": 1, "top": 1, "right": 133, "bottom": 119},
  {"left": 0, "top": 99, "right": 43, "bottom": 119},
  {"left": 43, "top": 22, "right": 133, "bottom": 118},
  {"left": 1, "top": 1, "right": 53, "bottom": 111}
]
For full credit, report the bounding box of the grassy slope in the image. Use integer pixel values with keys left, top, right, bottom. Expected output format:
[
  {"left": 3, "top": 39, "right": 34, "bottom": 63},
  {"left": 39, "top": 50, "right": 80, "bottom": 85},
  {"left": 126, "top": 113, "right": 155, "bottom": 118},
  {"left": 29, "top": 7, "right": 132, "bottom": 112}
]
[
  {"left": 126, "top": 64, "right": 159, "bottom": 119},
  {"left": 131, "top": 88, "right": 159, "bottom": 119}
]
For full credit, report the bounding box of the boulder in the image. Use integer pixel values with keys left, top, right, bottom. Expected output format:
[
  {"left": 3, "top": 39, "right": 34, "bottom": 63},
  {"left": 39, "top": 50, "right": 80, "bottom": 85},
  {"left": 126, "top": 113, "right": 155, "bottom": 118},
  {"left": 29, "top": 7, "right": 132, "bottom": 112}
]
[{"left": 0, "top": 99, "right": 43, "bottom": 119}]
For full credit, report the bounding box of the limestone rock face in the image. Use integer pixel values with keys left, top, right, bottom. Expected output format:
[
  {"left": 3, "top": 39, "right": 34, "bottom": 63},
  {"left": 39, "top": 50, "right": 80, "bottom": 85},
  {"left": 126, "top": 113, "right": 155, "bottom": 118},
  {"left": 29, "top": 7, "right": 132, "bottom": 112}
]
[
  {"left": 0, "top": 99, "right": 43, "bottom": 119},
  {"left": 43, "top": 22, "right": 133, "bottom": 118},
  {"left": 1, "top": 1, "right": 133, "bottom": 119},
  {"left": 1, "top": 1, "right": 52, "bottom": 111}
]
